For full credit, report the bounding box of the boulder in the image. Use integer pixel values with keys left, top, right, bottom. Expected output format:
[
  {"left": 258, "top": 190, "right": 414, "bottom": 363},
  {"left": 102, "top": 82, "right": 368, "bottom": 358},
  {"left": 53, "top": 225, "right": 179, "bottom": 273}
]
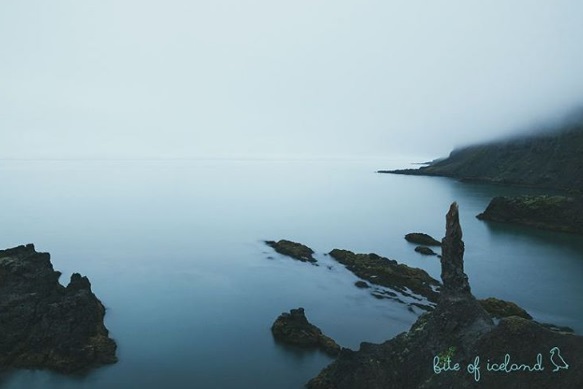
[
  {"left": 414, "top": 246, "right": 438, "bottom": 256},
  {"left": 405, "top": 233, "right": 442, "bottom": 246},
  {"left": 271, "top": 308, "right": 341, "bottom": 357}
]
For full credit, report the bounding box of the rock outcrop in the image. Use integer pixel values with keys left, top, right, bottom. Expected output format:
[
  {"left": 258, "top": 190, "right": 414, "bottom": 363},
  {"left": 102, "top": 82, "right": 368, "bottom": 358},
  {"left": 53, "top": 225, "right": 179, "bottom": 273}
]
[
  {"left": 271, "top": 308, "right": 341, "bottom": 357},
  {"left": 265, "top": 240, "right": 317, "bottom": 263},
  {"left": 404, "top": 233, "right": 441, "bottom": 246},
  {"left": 307, "top": 203, "right": 583, "bottom": 388},
  {"left": 328, "top": 249, "right": 440, "bottom": 305},
  {"left": 478, "top": 297, "right": 533, "bottom": 320},
  {"left": 414, "top": 246, "right": 438, "bottom": 256},
  {"left": 0, "top": 244, "right": 117, "bottom": 373},
  {"left": 476, "top": 195, "right": 583, "bottom": 234}
]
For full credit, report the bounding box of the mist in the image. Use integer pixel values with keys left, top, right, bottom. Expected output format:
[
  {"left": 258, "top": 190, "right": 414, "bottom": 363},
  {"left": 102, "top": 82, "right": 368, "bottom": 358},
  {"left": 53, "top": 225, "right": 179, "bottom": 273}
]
[{"left": 2, "top": 0, "right": 583, "bottom": 160}]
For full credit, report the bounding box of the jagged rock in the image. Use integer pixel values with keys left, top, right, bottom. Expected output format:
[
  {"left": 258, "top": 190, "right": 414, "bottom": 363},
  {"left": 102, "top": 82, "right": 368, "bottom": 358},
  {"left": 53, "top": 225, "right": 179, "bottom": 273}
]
[
  {"left": 265, "top": 239, "right": 317, "bottom": 263},
  {"left": 405, "top": 233, "right": 441, "bottom": 246},
  {"left": 0, "top": 244, "right": 117, "bottom": 373},
  {"left": 476, "top": 195, "right": 583, "bottom": 234},
  {"left": 307, "top": 203, "right": 583, "bottom": 388},
  {"left": 478, "top": 297, "right": 533, "bottom": 320},
  {"left": 414, "top": 246, "right": 438, "bottom": 256},
  {"left": 328, "top": 249, "right": 440, "bottom": 303},
  {"left": 271, "top": 308, "right": 341, "bottom": 357}
]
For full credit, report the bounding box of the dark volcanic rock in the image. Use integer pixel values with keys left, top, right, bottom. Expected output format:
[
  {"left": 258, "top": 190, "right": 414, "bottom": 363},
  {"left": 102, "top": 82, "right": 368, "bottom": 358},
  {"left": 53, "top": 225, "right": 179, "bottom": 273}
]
[
  {"left": 440, "top": 203, "right": 471, "bottom": 295},
  {"left": 404, "top": 233, "right": 441, "bottom": 246},
  {"left": 265, "top": 239, "right": 317, "bottom": 263},
  {"left": 271, "top": 308, "right": 341, "bottom": 357},
  {"left": 414, "top": 246, "right": 438, "bottom": 256},
  {"left": 307, "top": 203, "right": 583, "bottom": 389},
  {"left": 476, "top": 195, "right": 583, "bottom": 234},
  {"left": 328, "top": 249, "right": 440, "bottom": 303},
  {"left": 478, "top": 297, "right": 533, "bottom": 320},
  {"left": 0, "top": 244, "right": 117, "bottom": 373}
]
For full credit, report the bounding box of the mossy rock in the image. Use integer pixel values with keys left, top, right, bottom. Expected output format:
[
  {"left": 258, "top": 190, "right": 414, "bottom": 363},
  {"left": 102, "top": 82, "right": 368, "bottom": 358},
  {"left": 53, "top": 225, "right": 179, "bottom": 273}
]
[{"left": 265, "top": 239, "right": 317, "bottom": 263}]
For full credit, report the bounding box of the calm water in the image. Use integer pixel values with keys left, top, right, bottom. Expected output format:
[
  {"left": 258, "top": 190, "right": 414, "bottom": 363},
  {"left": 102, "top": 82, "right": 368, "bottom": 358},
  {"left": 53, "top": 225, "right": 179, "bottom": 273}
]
[{"left": 0, "top": 158, "right": 581, "bottom": 388}]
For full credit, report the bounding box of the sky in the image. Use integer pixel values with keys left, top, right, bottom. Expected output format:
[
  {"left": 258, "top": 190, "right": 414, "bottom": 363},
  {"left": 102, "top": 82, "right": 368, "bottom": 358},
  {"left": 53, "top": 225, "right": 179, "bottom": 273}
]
[{"left": 2, "top": 0, "right": 583, "bottom": 160}]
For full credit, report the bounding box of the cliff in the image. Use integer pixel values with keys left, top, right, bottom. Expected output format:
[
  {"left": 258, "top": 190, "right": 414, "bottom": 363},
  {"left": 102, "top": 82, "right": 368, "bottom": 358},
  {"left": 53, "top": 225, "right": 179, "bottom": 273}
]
[
  {"left": 0, "top": 244, "right": 117, "bottom": 373},
  {"left": 382, "top": 122, "right": 583, "bottom": 192},
  {"left": 307, "top": 204, "right": 583, "bottom": 388}
]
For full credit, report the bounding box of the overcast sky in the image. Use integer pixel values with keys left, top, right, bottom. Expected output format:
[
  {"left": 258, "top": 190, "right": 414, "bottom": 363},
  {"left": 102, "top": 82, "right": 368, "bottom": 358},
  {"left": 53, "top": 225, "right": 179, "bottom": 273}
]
[{"left": 2, "top": 1, "right": 583, "bottom": 159}]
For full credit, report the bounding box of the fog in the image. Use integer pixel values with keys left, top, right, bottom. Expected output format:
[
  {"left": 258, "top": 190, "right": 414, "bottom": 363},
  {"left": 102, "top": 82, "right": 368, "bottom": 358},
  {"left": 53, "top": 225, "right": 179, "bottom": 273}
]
[{"left": 2, "top": 1, "right": 583, "bottom": 160}]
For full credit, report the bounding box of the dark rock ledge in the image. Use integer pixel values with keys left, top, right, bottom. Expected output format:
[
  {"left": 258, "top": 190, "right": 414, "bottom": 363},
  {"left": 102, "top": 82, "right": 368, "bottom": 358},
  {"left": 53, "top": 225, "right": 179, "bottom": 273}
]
[
  {"left": 477, "top": 195, "right": 583, "bottom": 234},
  {"left": 265, "top": 240, "right": 317, "bottom": 264},
  {"left": 328, "top": 249, "right": 440, "bottom": 308},
  {"left": 0, "top": 244, "right": 117, "bottom": 374},
  {"left": 271, "top": 308, "right": 341, "bottom": 357},
  {"left": 307, "top": 203, "right": 583, "bottom": 388},
  {"left": 404, "top": 233, "right": 442, "bottom": 246}
]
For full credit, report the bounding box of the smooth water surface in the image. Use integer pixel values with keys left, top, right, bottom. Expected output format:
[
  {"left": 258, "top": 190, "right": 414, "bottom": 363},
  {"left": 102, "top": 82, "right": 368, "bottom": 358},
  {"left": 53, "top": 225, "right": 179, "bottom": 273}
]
[{"left": 0, "top": 158, "right": 581, "bottom": 388}]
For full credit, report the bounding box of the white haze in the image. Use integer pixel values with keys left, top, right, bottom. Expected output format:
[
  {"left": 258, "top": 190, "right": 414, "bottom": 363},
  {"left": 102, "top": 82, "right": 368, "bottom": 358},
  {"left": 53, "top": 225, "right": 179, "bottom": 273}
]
[{"left": 2, "top": 1, "right": 583, "bottom": 160}]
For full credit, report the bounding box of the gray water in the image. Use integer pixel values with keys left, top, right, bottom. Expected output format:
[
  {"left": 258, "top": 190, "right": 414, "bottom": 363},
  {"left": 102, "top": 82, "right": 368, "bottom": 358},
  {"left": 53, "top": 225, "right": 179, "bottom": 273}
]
[{"left": 0, "top": 158, "right": 581, "bottom": 388}]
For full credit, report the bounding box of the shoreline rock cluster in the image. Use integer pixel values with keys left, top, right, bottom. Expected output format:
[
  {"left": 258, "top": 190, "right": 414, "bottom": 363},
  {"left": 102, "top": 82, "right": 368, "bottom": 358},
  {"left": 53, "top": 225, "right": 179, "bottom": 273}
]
[
  {"left": 306, "top": 203, "right": 583, "bottom": 388},
  {"left": 0, "top": 244, "right": 117, "bottom": 374}
]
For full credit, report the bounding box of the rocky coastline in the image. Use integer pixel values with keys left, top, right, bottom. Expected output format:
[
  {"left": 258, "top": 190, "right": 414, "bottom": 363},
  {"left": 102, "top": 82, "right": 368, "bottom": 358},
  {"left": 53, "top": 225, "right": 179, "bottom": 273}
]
[
  {"left": 0, "top": 244, "right": 117, "bottom": 374},
  {"left": 379, "top": 123, "right": 583, "bottom": 192},
  {"left": 306, "top": 203, "right": 583, "bottom": 388}
]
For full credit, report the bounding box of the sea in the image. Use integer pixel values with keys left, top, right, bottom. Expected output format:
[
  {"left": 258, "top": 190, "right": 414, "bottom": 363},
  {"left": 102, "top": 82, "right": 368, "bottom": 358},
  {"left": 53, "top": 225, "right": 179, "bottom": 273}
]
[{"left": 0, "top": 158, "right": 581, "bottom": 388}]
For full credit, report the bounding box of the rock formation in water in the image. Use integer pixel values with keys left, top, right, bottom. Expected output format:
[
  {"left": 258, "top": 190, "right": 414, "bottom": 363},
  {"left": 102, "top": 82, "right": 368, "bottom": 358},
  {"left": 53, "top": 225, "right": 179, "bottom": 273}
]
[
  {"left": 307, "top": 203, "right": 583, "bottom": 388},
  {"left": 328, "top": 249, "right": 440, "bottom": 309},
  {"left": 0, "top": 244, "right": 117, "bottom": 373},
  {"left": 271, "top": 308, "right": 341, "bottom": 357},
  {"left": 265, "top": 240, "right": 317, "bottom": 263},
  {"left": 404, "top": 233, "right": 441, "bottom": 246},
  {"left": 477, "top": 195, "right": 583, "bottom": 234},
  {"left": 414, "top": 246, "right": 438, "bottom": 256},
  {"left": 380, "top": 119, "right": 583, "bottom": 192}
]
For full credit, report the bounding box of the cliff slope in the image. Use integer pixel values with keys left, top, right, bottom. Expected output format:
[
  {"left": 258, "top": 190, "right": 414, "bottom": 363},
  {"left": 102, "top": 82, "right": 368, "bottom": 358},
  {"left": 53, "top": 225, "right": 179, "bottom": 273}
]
[{"left": 384, "top": 121, "right": 583, "bottom": 191}]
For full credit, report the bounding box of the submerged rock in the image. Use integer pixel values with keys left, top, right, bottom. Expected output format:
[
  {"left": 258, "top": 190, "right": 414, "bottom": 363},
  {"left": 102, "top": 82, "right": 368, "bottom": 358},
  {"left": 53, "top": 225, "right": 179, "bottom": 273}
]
[
  {"left": 271, "top": 308, "right": 341, "bottom": 357},
  {"left": 307, "top": 203, "right": 583, "bottom": 388},
  {"left": 405, "top": 233, "right": 441, "bottom": 246},
  {"left": 414, "top": 246, "right": 438, "bottom": 256},
  {"left": 328, "top": 249, "right": 440, "bottom": 303},
  {"left": 354, "top": 280, "right": 370, "bottom": 289},
  {"left": 0, "top": 244, "right": 117, "bottom": 373},
  {"left": 265, "top": 239, "right": 317, "bottom": 263},
  {"left": 476, "top": 195, "right": 583, "bottom": 234}
]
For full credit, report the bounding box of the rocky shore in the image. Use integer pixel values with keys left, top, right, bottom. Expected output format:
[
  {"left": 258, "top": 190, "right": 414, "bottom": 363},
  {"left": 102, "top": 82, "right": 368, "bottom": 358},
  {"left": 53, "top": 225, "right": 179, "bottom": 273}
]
[
  {"left": 306, "top": 204, "right": 583, "bottom": 388},
  {"left": 0, "top": 244, "right": 117, "bottom": 373},
  {"left": 476, "top": 195, "right": 583, "bottom": 234}
]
